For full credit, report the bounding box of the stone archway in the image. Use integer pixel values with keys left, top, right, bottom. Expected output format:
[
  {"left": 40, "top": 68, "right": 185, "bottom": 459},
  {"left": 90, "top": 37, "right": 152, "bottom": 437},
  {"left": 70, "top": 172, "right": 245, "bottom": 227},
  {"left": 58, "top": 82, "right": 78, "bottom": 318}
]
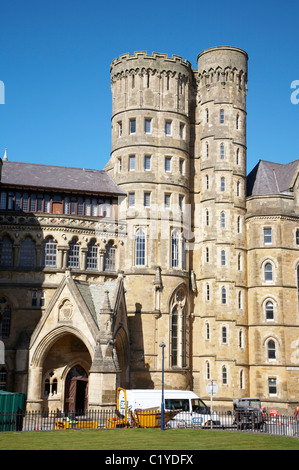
[{"left": 28, "top": 328, "right": 93, "bottom": 412}]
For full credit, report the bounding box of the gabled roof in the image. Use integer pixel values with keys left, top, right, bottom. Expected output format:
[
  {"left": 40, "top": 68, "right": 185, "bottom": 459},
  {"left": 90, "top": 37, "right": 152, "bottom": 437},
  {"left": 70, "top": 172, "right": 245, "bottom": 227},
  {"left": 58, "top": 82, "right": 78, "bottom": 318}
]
[
  {"left": 247, "top": 159, "right": 299, "bottom": 196},
  {"left": 0, "top": 160, "right": 125, "bottom": 196}
]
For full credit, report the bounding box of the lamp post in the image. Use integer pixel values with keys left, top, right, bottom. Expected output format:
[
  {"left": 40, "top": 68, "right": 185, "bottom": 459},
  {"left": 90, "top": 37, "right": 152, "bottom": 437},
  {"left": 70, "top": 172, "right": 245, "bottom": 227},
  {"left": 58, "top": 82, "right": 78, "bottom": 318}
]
[{"left": 159, "top": 342, "right": 166, "bottom": 430}]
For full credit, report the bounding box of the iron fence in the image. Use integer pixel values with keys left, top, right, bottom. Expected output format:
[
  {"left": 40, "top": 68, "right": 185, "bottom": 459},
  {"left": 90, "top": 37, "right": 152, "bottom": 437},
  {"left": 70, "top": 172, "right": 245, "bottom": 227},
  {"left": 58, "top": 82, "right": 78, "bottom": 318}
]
[{"left": 0, "top": 409, "right": 298, "bottom": 438}]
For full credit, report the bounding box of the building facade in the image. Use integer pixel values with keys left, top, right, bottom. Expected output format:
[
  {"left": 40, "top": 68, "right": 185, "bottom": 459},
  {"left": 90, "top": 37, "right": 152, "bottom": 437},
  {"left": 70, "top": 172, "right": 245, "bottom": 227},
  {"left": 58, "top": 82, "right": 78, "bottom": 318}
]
[{"left": 0, "top": 46, "right": 299, "bottom": 413}]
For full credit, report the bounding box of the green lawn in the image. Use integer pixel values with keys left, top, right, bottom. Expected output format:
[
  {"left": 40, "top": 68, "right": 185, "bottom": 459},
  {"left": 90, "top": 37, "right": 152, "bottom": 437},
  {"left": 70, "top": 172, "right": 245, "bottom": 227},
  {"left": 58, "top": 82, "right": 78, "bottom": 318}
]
[{"left": 0, "top": 428, "right": 298, "bottom": 450}]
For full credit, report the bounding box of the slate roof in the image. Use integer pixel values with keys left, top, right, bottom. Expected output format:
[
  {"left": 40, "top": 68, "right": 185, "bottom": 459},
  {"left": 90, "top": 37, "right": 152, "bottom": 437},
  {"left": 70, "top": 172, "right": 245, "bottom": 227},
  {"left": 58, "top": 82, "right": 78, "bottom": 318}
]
[
  {"left": 0, "top": 160, "right": 125, "bottom": 196},
  {"left": 75, "top": 279, "right": 118, "bottom": 325},
  {"left": 247, "top": 159, "right": 299, "bottom": 196}
]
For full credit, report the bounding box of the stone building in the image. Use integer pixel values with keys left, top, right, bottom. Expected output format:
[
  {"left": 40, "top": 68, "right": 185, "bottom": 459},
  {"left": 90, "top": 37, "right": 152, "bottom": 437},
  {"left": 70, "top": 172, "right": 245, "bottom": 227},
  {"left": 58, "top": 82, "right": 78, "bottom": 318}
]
[{"left": 0, "top": 46, "right": 299, "bottom": 413}]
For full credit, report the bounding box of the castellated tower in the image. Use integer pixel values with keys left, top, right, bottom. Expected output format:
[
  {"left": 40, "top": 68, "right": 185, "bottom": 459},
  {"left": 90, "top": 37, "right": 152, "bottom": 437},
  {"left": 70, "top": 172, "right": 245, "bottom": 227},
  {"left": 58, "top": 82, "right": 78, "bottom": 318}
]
[
  {"left": 192, "top": 47, "right": 248, "bottom": 400},
  {"left": 105, "top": 47, "right": 249, "bottom": 402},
  {"left": 106, "top": 52, "right": 194, "bottom": 389}
]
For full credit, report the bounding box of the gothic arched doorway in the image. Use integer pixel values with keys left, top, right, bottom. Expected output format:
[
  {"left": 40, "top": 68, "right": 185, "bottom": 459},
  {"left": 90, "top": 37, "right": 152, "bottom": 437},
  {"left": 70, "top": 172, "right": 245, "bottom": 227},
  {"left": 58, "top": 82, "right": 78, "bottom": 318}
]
[{"left": 64, "top": 365, "right": 88, "bottom": 413}]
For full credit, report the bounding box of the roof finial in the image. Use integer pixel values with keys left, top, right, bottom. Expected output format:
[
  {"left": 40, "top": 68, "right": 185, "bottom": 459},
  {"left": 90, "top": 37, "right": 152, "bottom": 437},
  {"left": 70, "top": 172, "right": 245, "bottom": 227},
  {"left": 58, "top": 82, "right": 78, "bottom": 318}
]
[{"left": 3, "top": 148, "right": 7, "bottom": 161}]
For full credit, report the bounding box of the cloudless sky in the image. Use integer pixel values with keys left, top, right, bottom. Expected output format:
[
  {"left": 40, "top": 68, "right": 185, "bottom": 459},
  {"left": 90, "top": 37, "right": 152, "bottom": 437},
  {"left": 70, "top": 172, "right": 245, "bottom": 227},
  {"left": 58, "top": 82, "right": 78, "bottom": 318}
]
[{"left": 0, "top": 0, "right": 298, "bottom": 174}]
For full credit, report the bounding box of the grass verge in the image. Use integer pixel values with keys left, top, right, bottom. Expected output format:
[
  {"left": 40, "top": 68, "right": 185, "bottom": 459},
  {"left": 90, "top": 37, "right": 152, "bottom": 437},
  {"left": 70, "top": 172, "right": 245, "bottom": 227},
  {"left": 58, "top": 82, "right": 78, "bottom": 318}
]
[{"left": 0, "top": 428, "right": 299, "bottom": 451}]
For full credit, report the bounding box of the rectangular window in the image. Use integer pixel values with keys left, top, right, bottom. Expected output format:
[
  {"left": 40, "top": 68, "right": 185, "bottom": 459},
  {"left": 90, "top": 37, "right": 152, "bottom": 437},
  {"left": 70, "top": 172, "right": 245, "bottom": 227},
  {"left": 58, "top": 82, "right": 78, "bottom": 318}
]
[
  {"left": 165, "top": 157, "right": 172, "bottom": 172},
  {"left": 144, "top": 119, "right": 151, "bottom": 134},
  {"left": 268, "top": 378, "right": 277, "bottom": 395},
  {"left": 29, "top": 194, "right": 36, "bottom": 212},
  {"left": 165, "top": 121, "right": 172, "bottom": 136},
  {"left": 164, "top": 193, "right": 171, "bottom": 209},
  {"left": 179, "top": 195, "right": 184, "bottom": 211},
  {"left": 264, "top": 228, "right": 272, "bottom": 244},
  {"left": 130, "top": 119, "right": 136, "bottom": 134},
  {"left": 129, "top": 155, "right": 135, "bottom": 171},
  {"left": 118, "top": 158, "right": 122, "bottom": 172},
  {"left": 129, "top": 193, "right": 135, "bottom": 208},
  {"left": 0, "top": 192, "right": 6, "bottom": 210},
  {"left": 144, "top": 155, "right": 151, "bottom": 171},
  {"left": 144, "top": 192, "right": 151, "bottom": 208},
  {"left": 179, "top": 159, "right": 184, "bottom": 175},
  {"left": 118, "top": 121, "right": 122, "bottom": 137},
  {"left": 180, "top": 123, "right": 185, "bottom": 139},
  {"left": 220, "top": 109, "right": 225, "bottom": 124}
]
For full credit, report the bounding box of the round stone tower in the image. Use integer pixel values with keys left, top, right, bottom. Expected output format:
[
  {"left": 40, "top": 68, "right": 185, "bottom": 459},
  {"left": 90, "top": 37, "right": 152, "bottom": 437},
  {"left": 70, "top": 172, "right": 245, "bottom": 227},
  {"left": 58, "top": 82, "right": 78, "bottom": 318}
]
[
  {"left": 192, "top": 47, "right": 249, "bottom": 402},
  {"left": 108, "top": 52, "right": 194, "bottom": 389}
]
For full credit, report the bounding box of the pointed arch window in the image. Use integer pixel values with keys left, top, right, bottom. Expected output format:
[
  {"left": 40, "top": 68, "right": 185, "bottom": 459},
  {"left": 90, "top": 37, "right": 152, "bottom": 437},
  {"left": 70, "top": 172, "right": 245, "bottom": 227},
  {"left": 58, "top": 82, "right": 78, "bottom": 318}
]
[
  {"left": 104, "top": 241, "right": 116, "bottom": 272},
  {"left": 135, "top": 228, "right": 146, "bottom": 266},
  {"left": 171, "top": 231, "right": 179, "bottom": 268},
  {"left": 86, "top": 240, "right": 98, "bottom": 270},
  {"left": 19, "top": 236, "right": 35, "bottom": 267},
  {"left": 42, "top": 237, "right": 57, "bottom": 267},
  {"left": 265, "top": 301, "right": 274, "bottom": 320},
  {"left": 170, "top": 288, "right": 188, "bottom": 368},
  {"left": 267, "top": 340, "right": 276, "bottom": 360},
  {"left": 264, "top": 262, "right": 273, "bottom": 282},
  {"left": 68, "top": 238, "right": 80, "bottom": 269},
  {"left": 0, "top": 236, "right": 13, "bottom": 267}
]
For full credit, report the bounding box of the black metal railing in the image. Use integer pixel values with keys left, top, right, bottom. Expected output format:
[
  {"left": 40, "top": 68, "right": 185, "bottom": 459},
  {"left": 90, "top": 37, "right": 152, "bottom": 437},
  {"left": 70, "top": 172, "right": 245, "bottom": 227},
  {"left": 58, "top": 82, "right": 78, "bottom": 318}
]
[{"left": 0, "top": 409, "right": 298, "bottom": 437}]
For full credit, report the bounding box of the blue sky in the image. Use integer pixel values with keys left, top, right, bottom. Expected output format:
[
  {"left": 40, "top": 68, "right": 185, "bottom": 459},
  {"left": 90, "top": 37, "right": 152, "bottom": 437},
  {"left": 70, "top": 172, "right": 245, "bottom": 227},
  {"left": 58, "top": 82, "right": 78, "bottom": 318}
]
[{"left": 0, "top": 0, "right": 298, "bottom": 174}]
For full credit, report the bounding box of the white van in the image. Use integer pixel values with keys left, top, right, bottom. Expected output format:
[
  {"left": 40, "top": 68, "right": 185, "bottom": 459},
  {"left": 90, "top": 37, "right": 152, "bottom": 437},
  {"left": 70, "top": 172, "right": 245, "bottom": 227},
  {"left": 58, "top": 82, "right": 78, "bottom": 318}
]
[{"left": 117, "top": 388, "right": 220, "bottom": 428}]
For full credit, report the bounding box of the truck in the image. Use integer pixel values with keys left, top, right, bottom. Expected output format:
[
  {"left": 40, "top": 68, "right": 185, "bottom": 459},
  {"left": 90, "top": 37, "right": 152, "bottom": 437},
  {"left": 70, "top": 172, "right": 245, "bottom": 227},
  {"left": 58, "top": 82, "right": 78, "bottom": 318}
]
[
  {"left": 233, "top": 397, "right": 265, "bottom": 430},
  {"left": 117, "top": 388, "right": 220, "bottom": 428}
]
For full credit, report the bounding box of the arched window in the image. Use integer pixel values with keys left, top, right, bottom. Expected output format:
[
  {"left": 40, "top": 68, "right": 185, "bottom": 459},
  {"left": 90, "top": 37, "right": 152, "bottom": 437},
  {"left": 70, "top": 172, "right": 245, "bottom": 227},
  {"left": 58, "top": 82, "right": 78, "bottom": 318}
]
[
  {"left": 171, "top": 306, "right": 178, "bottom": 366},
  {"left": 265, "top": 301, "right": 274, "bottom": 320},
  {"left": 206, "top": 361, "right": 210, "bottom": 380},
  {"left": 240, "top": 370, "right": 244, "bottom": 389},
  {"left": 42, "top": 237, "right": 57, "bottom": 267},
  {"left": 238, "top": 290, "right": 242, "bottom": 309},
  {"left": 86, "top": 240, "right": 98, "bottom": 270},
  {"left": 170, "top": 288, "right": 187, "bottom": 368},
  {"left": 104, "top": 241, "right": 116, "bottom": 272},
  {"left": 239, "top": 329, "right": 243, "bottom": 348},
  {"left": 206, "top": 322, "right": 210, "bottom": 340},
  {"left": 267, "top": 340, "right": 276, "bottom": 360},
  {"left": 68, "top": 238, "right": 80, "bottom": 269},
  {"left": 19, "top": 236, "right": 35, "bottom": 267},
  {"left": 171, "top": 231, "right": 179, "bottom": 268},
  {"left": 264, "top": 262, "right": 273, "bottom": 281},
  {"left": 135, "top": 228, "right": 146, "bottom": 266},
  {"left": 0, "top": 236, "right": 13, "bottom": 267},
  {"left": 0, "top": 298, "right": 11, "bottom": 339}
]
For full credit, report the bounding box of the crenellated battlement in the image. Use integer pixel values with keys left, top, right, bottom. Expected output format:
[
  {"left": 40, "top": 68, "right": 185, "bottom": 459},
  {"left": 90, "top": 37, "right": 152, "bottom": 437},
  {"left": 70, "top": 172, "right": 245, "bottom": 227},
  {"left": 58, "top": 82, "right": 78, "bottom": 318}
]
[{"left": 110, "top": 51, "right": 192, "bottom": 80}]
